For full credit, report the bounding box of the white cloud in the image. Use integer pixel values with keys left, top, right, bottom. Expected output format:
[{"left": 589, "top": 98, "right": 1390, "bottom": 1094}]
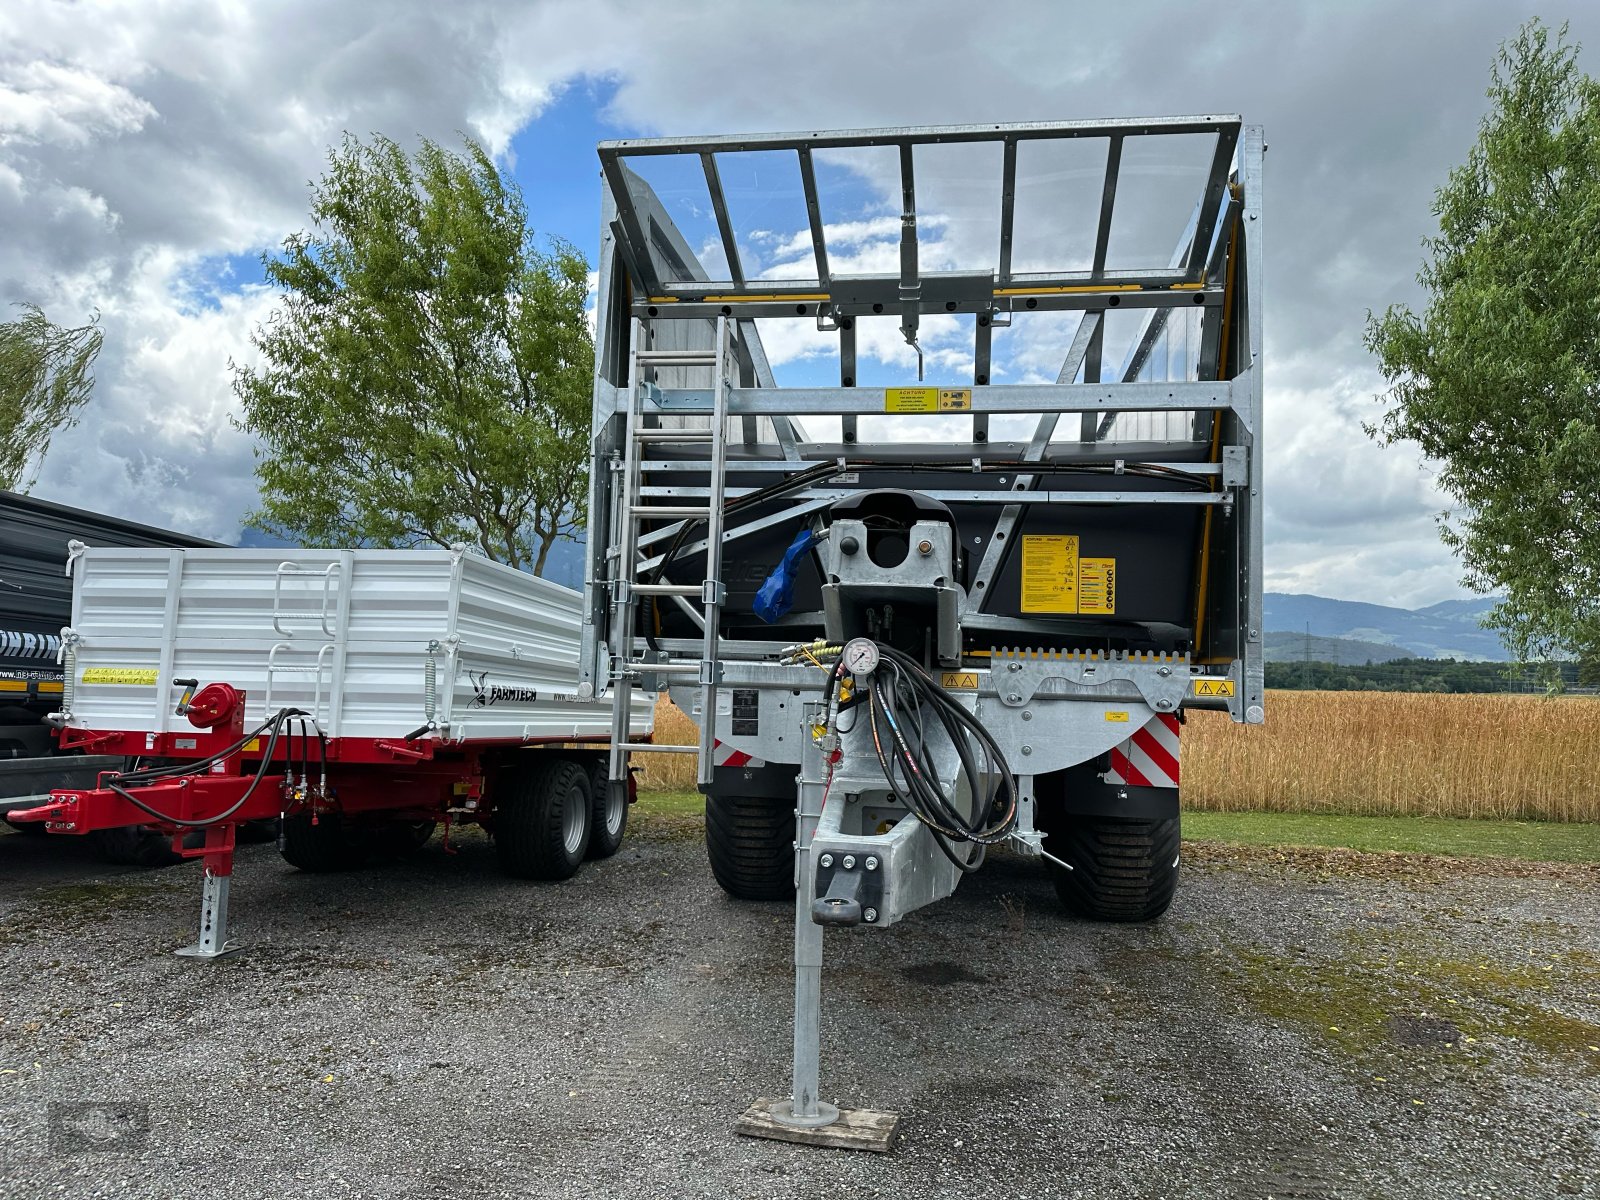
[{"left": 0, "top": 60, "right": 156, "bottom": 146}]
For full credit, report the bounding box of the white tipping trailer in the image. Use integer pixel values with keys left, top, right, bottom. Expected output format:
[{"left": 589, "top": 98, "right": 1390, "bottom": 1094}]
[{"left": 15, "top": 545, "right": 653, "bottom": 956}]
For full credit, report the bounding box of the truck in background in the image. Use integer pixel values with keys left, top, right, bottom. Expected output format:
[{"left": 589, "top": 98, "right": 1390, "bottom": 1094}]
[{"left": 1, "top": 489, "right": 223, "bottom": 863}]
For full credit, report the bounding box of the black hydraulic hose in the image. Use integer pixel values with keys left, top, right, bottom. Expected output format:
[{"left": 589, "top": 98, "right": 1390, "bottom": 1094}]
[
  {"left": 103, "top": 709, "right": 303, "bottom": 829},
  {"left": 866, "top": 643, "right": 1018, "bottom": 853},
  {"left": 867, "top": 680, "right": 983, "bottom": 872}
]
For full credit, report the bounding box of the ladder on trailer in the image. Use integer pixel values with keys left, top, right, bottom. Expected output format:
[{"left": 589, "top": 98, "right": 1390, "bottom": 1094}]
[{"left": 606, "top": 315, "right": 732, "bottom": 789}]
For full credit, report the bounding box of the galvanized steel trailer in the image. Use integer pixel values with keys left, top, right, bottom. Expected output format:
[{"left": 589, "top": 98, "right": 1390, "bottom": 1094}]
[
  {"left": 581, "top": 116, "right": 1264, "bottom": 1144},
  {"left": 12, "top": 546, "right": 654, "bottom": 954}
]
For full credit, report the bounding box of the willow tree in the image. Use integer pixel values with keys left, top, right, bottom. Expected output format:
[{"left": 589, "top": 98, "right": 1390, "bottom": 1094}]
[
  {"left": 0, "top": 305, "right": 103, "bottom": 491},
  {"left": 233, "top": 134, "right": 592, "bottom": 574},
  {"left": 1367, "top": 20, "right": 1600, "bottom": 677}
]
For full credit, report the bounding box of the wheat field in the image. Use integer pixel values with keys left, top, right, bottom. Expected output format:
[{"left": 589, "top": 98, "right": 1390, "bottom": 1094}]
[
  {"left": 635, "top": 691, "right": 1599, "bottom": 823},
  {"left": 1183, "top": 690, "right": 1598, "bottom": 823}
]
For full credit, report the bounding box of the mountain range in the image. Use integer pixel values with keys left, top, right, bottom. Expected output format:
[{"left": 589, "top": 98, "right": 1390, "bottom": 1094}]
[{"left": 1263, "top": 592, "right": 1507, "bottom": 662}]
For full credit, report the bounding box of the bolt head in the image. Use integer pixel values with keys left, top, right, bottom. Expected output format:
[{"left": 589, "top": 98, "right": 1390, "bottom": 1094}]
[
  {"left": 1021, "top": 711, "right": 1032, "bottom": 721},
  {"left": 865, "top": 856, "right": 879, "bottom": 871},
  {"left": 1006, "top": 692, "right": 1022, "bottom": 704},
  {"left": 1007, "top": 661, "right": 1022, "bottom": 672},
  {"left": 1021, "top": 745, "right": 1032, "bottom": 755},
  {"left": 842, "top": 854, "right": 856, "bottom": 870},
  {"left": 917, "top": 539, "right": 933, "bottom": 555},
  {"left": 864, "top": 907, "right": 878, "bottom": 923},
  {"left": 819, "top": 853, "right": 834, "bottom": 868}
]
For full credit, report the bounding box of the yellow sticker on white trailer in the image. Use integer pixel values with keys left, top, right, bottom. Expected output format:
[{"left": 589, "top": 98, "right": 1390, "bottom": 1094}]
[
  {"left": 1105, "top": 711, "right": 1130, "bottom": 722},
  {"left": 885, "top": 387, "right": 938, "bottom": 413},
  {"left": 1020, "top": 535, "right": 1078, "bottom": 612},
  {"left": 1192, "top": 677, "right": 1236, "bottom": 697},
  {"left": 81, "top": 667, "right": 158, "bottom": 685}
]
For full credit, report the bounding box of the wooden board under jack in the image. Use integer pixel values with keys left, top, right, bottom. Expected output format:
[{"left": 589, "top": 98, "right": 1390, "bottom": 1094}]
[{"left": 735, "top": 1099, "right": 901, "bottom": 1153}]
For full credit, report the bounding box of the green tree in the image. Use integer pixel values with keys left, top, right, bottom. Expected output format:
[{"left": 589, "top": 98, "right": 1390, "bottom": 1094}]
[
  {"left": 233, "top": 134, "right": 592, "bottom": 574},
  {"left": 1367, "top": 21, "right": 1600, "bottom": 679},
  {"left": 0, "top": 304, "right": 103, "bottom": 491}
]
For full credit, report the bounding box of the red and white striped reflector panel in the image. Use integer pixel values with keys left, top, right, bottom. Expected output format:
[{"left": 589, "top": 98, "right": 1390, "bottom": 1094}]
[
  {"left": 711, "top": 738, "right": 766, "bottom": 769},
  {"left": 1105, "top": 712, "right": 1180, "bottom": 788}
]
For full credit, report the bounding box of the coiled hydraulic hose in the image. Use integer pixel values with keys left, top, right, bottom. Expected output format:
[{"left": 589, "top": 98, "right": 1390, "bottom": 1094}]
[{"left": 863, "top": 643, "right": 1018, "bottom": 872}]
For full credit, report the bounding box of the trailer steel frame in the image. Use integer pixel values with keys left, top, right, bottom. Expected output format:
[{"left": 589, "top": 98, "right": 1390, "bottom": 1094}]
[{"left": 582, "top": 116, "right": 1264, "bottom": 1146}]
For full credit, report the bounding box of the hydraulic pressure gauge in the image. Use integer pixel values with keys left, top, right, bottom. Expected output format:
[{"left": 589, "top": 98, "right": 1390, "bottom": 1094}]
[{"left": 843, "top": 637, "right": 880, "bottom": 678}]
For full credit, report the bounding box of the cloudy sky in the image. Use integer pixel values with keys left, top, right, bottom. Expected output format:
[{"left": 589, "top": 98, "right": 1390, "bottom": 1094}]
[{"left": 3, "top": 0, "right": 1596, "bottom": 607}]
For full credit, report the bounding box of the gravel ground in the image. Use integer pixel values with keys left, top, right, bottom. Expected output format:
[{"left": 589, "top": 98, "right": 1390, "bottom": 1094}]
[{"left": 1, "top": 813, "right": 1597, "bottom": 1200}]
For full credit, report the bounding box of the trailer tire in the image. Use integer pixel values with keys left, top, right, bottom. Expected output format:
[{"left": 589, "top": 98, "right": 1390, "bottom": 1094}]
[
  {"left": 1048, "top": 815, "right": 1181, "bottom": 923},
  {"left": 88, "top": 825, "right": 183, "bottom": 869},
  {"left": 496, "top": 759, "right": 591, "bottom": 880},
  {"left": 705, "top": 792, "right": 794, "bottom": 901},
  {"left": 586, "top": 761, "right": 627, "bottom": 860},
  {"left": 278, "top": 812, "right": 365, "bottom": 873}
]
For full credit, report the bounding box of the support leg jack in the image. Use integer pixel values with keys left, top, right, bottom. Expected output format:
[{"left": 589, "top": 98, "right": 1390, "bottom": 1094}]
[
  {"left": 174, "top": 827, "right": 241, "bottom": 959},
  {"left": 735, "top": 740, "right": 899, "bottom": 1153}
]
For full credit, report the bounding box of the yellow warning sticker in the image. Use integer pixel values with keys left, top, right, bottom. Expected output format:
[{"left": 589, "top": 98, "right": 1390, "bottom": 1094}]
[
  {"left": 1078, "top": 558, "right": 1116, "bottom": 615},
  {"left": 1192, "top": 677, "right": 1236, "bottom": 697},
  {"left": 885, "top": 387, "right": 938, "bottom": 413},
  {"left": 1105, "top": 711, "right": 1130, "bottom": 723},
  {"left": 81, "top": 667, "right": 158, "bottom": 686},
  {"left": 1020, "top": 535, "right": 1079, "bottom": 613},
  {"left": 937, "top": 388, "right": 972, "bottom": 411},
  {"left": 1019, "top": 537, "right": 1118, "bottom": 616},
  {"left": 243, "top": 738, "right": 261, "bottom": 752},
  {"left": 940, "top": 671, "right": 979, "bottom": 691}
]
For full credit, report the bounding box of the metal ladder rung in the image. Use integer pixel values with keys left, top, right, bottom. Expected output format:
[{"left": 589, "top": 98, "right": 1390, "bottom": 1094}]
[
  {"left": 635, "top": 350, "right": 719, "bottom": 365},
  {"left": 632, "top": 428, "right": 716, "bottom": 443},
  {"left": 630, "top": 505, "right": 711, "bottom": 519},
  {"left": 630, "top": 582, "right": 707, "bottom": 597},
  {"left": 624, "top": 660, "right": 703, "bottom": 675}
]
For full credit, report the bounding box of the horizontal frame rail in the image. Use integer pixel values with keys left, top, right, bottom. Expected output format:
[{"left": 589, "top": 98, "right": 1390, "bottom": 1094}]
[
  {"left": 629, "top": 458, "right": 1227, "bottom": 474},
  {"left": 637, "top": 485, "right": 1228, "bottom": 506},
  {"left": 600, "top": 115, "right": 1241, "bottom": 156},
  {"left": 645, "top": 380, "right": 1236, "bottom": 417}
]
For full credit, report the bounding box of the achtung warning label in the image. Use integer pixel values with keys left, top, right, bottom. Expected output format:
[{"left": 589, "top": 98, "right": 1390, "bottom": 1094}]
[
  {"left": 1192, "top": 677, "right": 1236, "bottom": 697},
  {"left": 940, "top": 671, "right": 979, "bottom": 691},
  {"left": 885, "top": 387, "right": 972, "bottom": 413},
  {"left": 81, "top": 667, "right": 158, "bottom": 685},
  {"left": 1019, "top": 536, "right": 1116, "bottom": 615},
  {"left": 1021, "top": 535, "right": 1079, "bottom": 612},
  {"left": 885, "top": 387, "right": 938, "bottom": 413}
]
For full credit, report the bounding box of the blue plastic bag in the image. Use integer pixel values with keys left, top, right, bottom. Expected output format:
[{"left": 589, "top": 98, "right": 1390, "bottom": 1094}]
[{"left": 753, "top": 527, "right": 818, "bottom": 623}]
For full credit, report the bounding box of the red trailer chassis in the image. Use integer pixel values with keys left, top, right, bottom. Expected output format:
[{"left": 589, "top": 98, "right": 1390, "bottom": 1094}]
[{"left": 10, "top": 690, "right": 630, "bottom": 957}]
